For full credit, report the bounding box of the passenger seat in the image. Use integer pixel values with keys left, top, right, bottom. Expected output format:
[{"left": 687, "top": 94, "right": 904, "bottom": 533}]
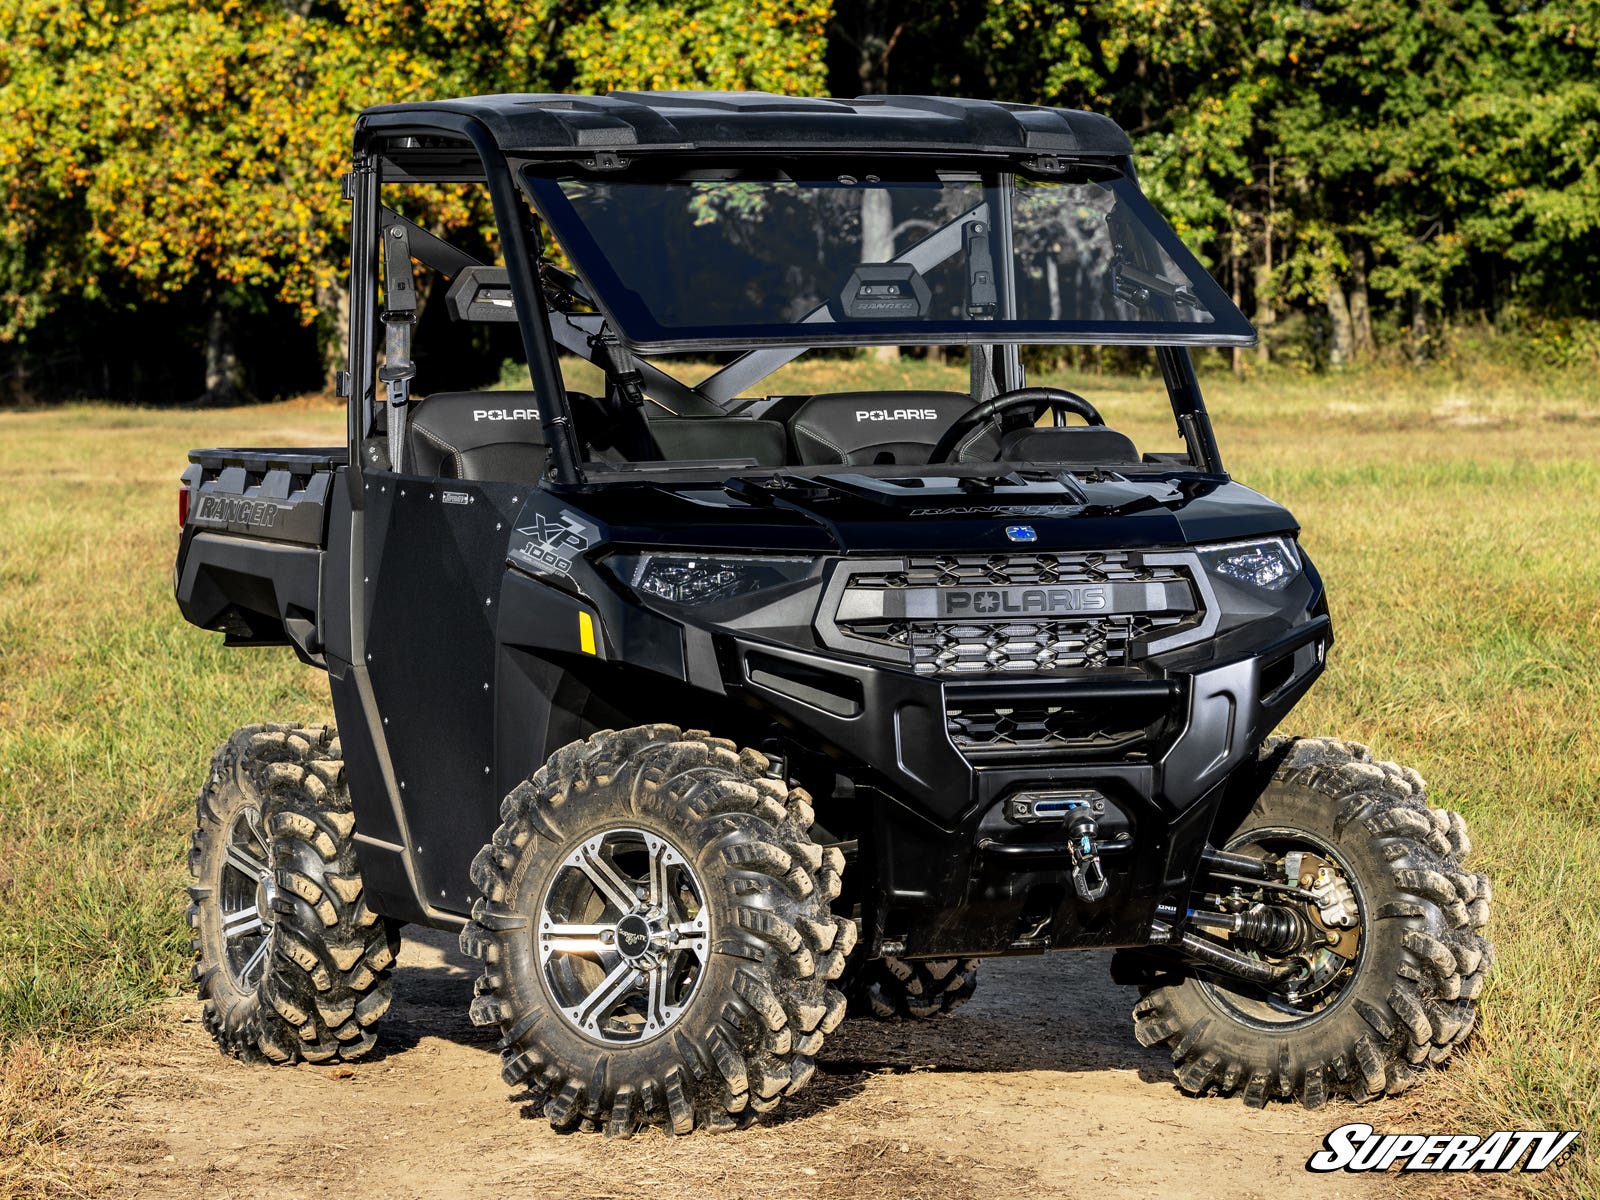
[{"left": 406, "top": 391, "right": 547, "bottom": 480}]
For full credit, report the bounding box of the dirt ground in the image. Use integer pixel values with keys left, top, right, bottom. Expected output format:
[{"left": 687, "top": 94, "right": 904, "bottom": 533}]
[{"left": 85, "top": 930, "right": 1411, "bottom": 1200}]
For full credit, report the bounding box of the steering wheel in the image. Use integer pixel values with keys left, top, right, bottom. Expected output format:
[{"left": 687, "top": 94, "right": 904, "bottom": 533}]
[{"left": 928, "top": 387, "right": 1105, "bottom": 464}]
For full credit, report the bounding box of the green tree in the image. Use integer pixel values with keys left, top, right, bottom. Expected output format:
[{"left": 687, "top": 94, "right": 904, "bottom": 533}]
[
  {"left": 0, "top": 0, "right": 831, "bottom": 398},
  {"left": 962, "top": 0, "right": 1600, "bottom": 367}
]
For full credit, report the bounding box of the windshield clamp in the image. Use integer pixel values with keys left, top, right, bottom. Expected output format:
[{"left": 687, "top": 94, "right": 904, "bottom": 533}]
[{"left": 1022, "top": 154, "right": 1069, "bottom": 175}]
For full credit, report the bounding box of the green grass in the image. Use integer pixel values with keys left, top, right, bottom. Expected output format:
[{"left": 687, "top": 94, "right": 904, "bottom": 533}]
[
  {"left": 0, "top": 401, "right": 341, "bottom": 1195},
  {"left": 2, "top": 363, "right": 1598, "bottom": 1195}
]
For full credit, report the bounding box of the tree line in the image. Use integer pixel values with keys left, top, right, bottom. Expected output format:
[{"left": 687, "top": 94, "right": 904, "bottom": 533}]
[{"left": 1, "top": 0, "right": 1596, "bottom": 403}]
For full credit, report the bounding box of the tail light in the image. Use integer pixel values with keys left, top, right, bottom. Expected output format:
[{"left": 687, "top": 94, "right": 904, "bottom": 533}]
[{"left": 178, "top": 485, "right": 191, "bottom": 529}]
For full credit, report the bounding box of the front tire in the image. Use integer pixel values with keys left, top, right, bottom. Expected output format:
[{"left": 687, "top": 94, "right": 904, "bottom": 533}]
[
  {"left": 1133, "top": 737, "right": 1492, "bottom": 1107},
  {"left": 187, "top": 724, "right": 402, "bottom": 1064},
  {"left": 460, "top": 725, "right": 856, "bottom": 1136}
]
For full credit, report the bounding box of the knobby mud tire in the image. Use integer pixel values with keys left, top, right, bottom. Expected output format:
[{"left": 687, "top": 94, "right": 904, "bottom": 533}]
[
  {"left": 460, "top": 725, "right": 857, "bottom": 1136},
  {"left": 1133, "top": 737, "right": 1492, "bottom": 1108},
  {"left": 187, "top": 723, "right": 402, "bottom": 1064},
  {"left": 847, "top": 957, "right": 980, "bottom": 1020}
]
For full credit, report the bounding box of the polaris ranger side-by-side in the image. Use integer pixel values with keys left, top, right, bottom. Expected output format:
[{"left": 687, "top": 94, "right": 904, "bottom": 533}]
[{"left": 176, "top": 92, "right": 1491, "bottom": 1135}]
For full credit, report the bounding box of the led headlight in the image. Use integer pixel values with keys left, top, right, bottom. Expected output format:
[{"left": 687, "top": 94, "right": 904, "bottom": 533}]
[
  {"left": 607, "top": 552, "right": 815, "bottom": 606},
  {"left": 1198, "top": 537, "right": 1302, "bottom": 591}
]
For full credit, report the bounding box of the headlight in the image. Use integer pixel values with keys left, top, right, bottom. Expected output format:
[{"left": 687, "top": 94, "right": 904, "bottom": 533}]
[
  {"left": 1198, "top": 537, "right": 1302, "bottom": 591},
  {"left": 606, "top": 552, "right": 816, "bottom": 606}
]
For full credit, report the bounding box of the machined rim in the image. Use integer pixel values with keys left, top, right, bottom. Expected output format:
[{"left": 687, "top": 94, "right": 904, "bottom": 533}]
[
  {"left": 1197, "top": 826, "right": 1367, "bottom": 1029},
  {"left": 537, "top": 827, "right": 710, "bottom": 1045},
  {"left": 219, "top": 804, "right": 275, "bottom": 990}
]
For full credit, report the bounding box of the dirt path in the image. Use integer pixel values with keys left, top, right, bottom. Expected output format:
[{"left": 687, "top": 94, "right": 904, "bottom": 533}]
[{"left": 86, "top": 931, "right": 1403, "bottom": 1200}]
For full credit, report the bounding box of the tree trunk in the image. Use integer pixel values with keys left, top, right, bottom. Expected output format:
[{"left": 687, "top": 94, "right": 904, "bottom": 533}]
[
  {"left": 315, "top": 278, "right": 350, "bottom": 394},
  {"left": 1326, "top": 284, "right": 1354, "bottom": 368},
  {"left": 203, "top": 299, "right": 246, "bottom": 404},
  {"left": 1230, "top": 239, "right": 1244, "bottom": 377},
  {"left": 1252, "top": 259, "right": 1274, "bottom": 366},
  {"left": 1045, "top": 254, "right": 1062, "bottom": 322},
  {"left": 861, "top": 188, "right": 899, "bottom": 364},
  {"left": 1410, "top": 293, "right": 1430, "bottom": 366},
  {"left": 1349, "top": 244, "right": 1374, "bottom": 361},
  {"left": 1256, "top": 157, "right": 1275, "bottom": 366}
]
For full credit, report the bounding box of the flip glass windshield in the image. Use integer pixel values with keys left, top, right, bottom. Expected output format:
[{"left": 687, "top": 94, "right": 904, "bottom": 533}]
[{"left": 523, "top": 167, "right": 1254, "bottom": 351}]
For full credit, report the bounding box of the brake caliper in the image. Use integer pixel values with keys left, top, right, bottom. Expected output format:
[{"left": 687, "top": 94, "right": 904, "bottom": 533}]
[{"left": 1284, "top": 851, "right": 1361, "bottom": 961}]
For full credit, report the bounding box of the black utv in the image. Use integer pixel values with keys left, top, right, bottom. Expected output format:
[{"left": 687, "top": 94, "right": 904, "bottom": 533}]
[{"left": 175, "top": 91, "right": 1491, "bottom": 1135}]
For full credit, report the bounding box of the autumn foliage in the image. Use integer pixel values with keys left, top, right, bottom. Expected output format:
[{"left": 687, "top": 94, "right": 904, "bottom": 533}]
[{"left": 0, "top": 0, "right": 1596, "bottom": 399}]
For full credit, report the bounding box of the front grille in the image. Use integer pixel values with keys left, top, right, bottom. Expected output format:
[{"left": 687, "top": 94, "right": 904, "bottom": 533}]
[
  {"left": 945, "top": 700, "right": 1155, "bottom": 757},
  {"left": 848, "top": 614, "right": 1184, "bottom": 676},
  {"left": 826, "top": 551, "right": 1199, "bottom": 677}
]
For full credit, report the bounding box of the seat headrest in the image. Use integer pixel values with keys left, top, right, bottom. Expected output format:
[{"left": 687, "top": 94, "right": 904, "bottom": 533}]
[
  {"left": 998, "top": 425, "right": 1139, "bottom": 465},
  {"left": 789, "top": 391, "right": 975, "bottom": 465},
  {"left": 408, "top": 391, "right": 547, "bottom": 480}
]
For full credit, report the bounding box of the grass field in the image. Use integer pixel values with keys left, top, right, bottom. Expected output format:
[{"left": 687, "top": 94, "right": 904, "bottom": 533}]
[{"left": 2, "top": 360, "right": 1598, "bottom": 1196}]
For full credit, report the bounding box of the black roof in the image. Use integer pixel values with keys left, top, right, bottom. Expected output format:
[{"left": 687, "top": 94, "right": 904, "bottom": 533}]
[{"left": 357, "top": 91, "right": 1133, "bottom": 160}]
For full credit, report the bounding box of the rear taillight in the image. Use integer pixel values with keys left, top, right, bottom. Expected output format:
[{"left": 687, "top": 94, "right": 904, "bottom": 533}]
[{"left": 178, "top": 485, "right": 190, "bottom": 529}]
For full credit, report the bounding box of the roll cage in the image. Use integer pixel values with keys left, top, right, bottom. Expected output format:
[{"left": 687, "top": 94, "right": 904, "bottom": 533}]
[{"left": 344, "top": 94, "right": 1249, "bottom": 492}]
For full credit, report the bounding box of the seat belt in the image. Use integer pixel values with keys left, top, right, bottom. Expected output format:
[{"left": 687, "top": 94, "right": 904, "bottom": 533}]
[{"left": 378, "top": 222, "right": 418, "bottom": 472}]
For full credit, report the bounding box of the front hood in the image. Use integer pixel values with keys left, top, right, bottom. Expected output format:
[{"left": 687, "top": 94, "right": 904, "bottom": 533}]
[{"left": 570, "top": 469, "right": 1298, "bottom": 555}]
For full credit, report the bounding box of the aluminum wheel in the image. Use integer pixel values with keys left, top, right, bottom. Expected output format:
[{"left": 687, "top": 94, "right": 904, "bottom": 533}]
[
  {"left": 218, "top": 804, "right": 274, "bottom": 989},
  {"left": 537, "top": 826, "right": 709, "bottom": 1045}
]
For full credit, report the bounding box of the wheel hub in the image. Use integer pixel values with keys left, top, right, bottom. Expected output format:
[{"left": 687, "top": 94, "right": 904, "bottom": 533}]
[
  {"left": 254, "top": 871, "right": 278, "bottom": 924},
  {"left": 537, "top": 828, "right": 710, "bottom": 1045},
  {"left": 613, "top": 912, "right": 656, "bottom": 963}
]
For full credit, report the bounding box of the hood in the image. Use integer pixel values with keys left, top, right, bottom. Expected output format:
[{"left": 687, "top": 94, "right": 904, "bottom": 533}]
[{"left": 566, "top": 469, "right": 1298, "bottom": 556}]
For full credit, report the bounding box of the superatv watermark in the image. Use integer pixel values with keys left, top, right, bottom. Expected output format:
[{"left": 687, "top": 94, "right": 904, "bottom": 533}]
[{"left": 1307, "top": 1123, "right": 1579, "bottom": 1173}]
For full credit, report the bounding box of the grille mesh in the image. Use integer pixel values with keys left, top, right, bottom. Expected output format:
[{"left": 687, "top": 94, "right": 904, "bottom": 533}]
[
  {"left": 852, "top": 615, "right": 1181, "bottom": 675},
  {"left": 829, "top": 552, "right": 1198, "bottom": 677},
  {"left": 945, "top": 702, "right": 1154, "bottom": 756}
]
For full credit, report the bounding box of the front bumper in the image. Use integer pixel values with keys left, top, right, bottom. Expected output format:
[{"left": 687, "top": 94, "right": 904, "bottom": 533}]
[{"left": 723, "top": 612, "right": 1331, "bottom": 957}]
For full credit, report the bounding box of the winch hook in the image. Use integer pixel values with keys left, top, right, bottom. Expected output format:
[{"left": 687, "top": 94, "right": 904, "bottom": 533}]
[{"left": 1066, "top": 813, "right": 1110, "bottom": 903}]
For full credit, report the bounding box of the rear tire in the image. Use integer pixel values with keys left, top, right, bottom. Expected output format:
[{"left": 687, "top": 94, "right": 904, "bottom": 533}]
[
  {"left": 460, "top": 725, "right": 855, "bottom": 1136},
  {"left": 187, "top": 724, "right": 402, "bottom": 1064},
  {"left": 1133, "top": 737, "right": 1492, "bottom": 1108},
  {"left": 848, "top": 957, "right": 980, "bottom": 1020}
]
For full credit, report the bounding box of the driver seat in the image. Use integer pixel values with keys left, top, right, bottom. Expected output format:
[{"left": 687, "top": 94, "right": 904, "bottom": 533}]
[{"left": 788, "top": 391, "right": 1000, "bottom": 466}]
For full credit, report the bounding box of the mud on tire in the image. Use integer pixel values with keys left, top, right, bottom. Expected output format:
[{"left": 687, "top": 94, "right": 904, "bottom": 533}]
[
  {"left": 848, "top": 957, "right": 980, "bottom": 1020},
  {"left": 460, "top": 725, "right": 857, "bottom": 1136},
  {"left": 187, "top": 723, "right": 402, "bottom": 1064},
  {"left": 1133, "top": 737, "right": 1492, "bottom": 1108}
]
